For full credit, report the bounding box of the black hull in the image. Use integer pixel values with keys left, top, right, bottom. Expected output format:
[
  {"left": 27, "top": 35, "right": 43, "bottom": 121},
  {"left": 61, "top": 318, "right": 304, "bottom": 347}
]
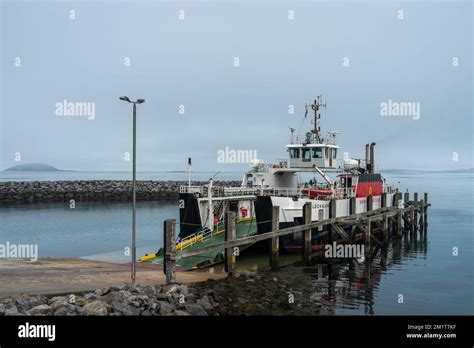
[{"left": 179, "top": 192, "right": 203, "bottom": 239}]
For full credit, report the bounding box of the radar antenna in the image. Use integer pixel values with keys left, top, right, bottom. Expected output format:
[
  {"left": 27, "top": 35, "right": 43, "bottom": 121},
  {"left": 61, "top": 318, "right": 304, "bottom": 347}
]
[{"left": 304, "top": 95, "right": 326, "bottom": 143}]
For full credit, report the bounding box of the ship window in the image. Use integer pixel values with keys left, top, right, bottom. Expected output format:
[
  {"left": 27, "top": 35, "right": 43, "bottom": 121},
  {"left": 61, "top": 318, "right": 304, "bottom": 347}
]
[
  {"left": 340, "top": 177, "right": 352, "bottom": 188},
  {"left": 312, "top": 148, "right": 323, "bottom": 158},
  {"left": 302, "top": 148, "right": 311, "bottom": 161},
  {"left": 325, "top": 148, "right": 329, "bottom": 159},
  {"left": 289, "top": 148, "right": 300, "bottom": 158},
  {"left": 333, "top": 149, "right": 337, "bottom": 159}
]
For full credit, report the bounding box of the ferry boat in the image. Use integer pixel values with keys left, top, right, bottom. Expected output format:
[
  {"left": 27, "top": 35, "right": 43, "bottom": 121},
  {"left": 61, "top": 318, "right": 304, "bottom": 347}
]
[
  {"left": 140, "top": 95, "right": 399, "bottom": 268},
  {"left": 179, "top": 95, "right": 398, "bottom": 250}
]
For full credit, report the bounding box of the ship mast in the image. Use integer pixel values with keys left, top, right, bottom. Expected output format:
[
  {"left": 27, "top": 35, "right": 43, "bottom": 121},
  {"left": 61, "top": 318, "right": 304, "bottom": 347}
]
[{"left": 305, "top": 95, "right": 326, "bottom": 144}]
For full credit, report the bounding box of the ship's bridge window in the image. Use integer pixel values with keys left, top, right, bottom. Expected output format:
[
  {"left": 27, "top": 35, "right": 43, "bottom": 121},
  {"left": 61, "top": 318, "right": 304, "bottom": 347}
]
[
  {"left": 340, "top": 177, "right": 346, "bottom": 187},
  {"left": 289, "top": 148, "right": 300, "bottom": 159},
  {"left": 246, "top": 174, "right": 253, "bottom": 186},
  {"left": 333, "top": 149, "right": 337, "bottom": 159},
  {"left": 302, "top": 148, "right": 311, "bottom": 161},
  {"left": 340, "top": 176, "right": 352, "bottom": 188},
  {"left": 325, "top": 148, "right": 329, "bottom": 159},
  {"left": 312, "top": 148, "right": 323, "bottom": 158}
]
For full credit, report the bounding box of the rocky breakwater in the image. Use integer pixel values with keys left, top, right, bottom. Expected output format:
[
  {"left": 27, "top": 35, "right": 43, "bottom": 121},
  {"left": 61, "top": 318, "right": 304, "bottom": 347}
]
[
  {"left": 0, "top": 266, "right": 333, "bottom": 316},
  {"left": 0, "top": 283, "right": 215, "bottom": 316},
  {"left": 0, "top": 180, "right": 240, "bottom": 204}
]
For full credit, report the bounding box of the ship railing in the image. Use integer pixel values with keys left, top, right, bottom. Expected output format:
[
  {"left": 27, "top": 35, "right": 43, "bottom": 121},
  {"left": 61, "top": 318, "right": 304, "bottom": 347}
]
[
  {"left": 334, "top": 187, "right": 356, "bottom": 198},
  {"left": 223, "top": 187, "right": 259, "bottom": 196},
  {"left": 260, "top": 187, "right": 304, "bottom": 197},
  {"left": 179, "top": 185, "right": 205, "bottom": 194},
  {"left": 177, "top": 220, "right": 225, "bottom": 251},
  {"left": 383, "top": 185, "right": 398, "bottom": 194}
]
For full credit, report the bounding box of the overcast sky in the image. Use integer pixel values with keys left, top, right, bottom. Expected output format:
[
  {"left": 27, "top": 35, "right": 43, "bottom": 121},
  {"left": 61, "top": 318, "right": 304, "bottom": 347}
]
[{"left": 1, "top": 0, "right": 472, "bottom": 172}]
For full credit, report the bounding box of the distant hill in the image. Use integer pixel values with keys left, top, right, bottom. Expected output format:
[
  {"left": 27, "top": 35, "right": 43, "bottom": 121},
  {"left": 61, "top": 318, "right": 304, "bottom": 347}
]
[
  {"left": 383, "top": 168, "right": 473, "bottom": 174},
  {"left": 4, "top": 163, "right": 63, "bottom": 172}
]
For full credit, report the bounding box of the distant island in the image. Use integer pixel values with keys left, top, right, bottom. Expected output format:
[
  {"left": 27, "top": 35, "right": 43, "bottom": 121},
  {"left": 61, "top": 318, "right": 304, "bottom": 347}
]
[
  {"left": 4, "top": 163, "right": 67, "bottom": 172},
  {"left": 383, "top": 168, "right": 473, "bottom": 174}
]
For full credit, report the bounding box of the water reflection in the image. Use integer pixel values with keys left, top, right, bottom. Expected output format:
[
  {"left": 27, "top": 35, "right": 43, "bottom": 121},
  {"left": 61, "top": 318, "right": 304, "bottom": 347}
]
[{"left": 301, "top": 231, "right": 429, "bottom": 315}]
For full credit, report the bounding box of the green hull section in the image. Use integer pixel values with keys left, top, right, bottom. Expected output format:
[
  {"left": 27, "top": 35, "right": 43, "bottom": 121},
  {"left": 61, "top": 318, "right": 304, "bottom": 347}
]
[{"left": 139, "top": 219, "right": 258, "bottom": 271}]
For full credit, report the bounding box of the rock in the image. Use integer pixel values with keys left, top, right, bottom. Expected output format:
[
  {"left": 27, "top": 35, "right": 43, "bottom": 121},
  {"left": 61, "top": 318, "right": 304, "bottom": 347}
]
[
  {"left": 184, "top": 304, "right": 208, "bottom": 316},
  {"left": 142, "top": 286, "right": 156, "bottom": 298},
  {"left": 109, "top": 301, "right": 141, "bottom": 316},
  {"left": 4, "top": 304, "right": 20, "bottom": 316},
  {"left": 75, "top": 307, "right": 87, "bottom": 316},
  {"left": 26, "top": 304, "right": 53, "bottom": 316},
  {"left": 51, "top": 297, "right": 68, "bottom": 311},
  {"left": 15, "top": 294, "right": 46, "bottom": 312},
  {"left": 156, "top": 293, "right": 169, "bottom": 301},
  {"left": 236, "top": 297, "right": 248, "bottom": 304},
  {"left": 158, "top": 301, "right": 174, "bottom": 315},
  {"left": 149, "top": 302, "right": 161, "bottom": 314},
  {"left": 173, "top": 310, "right": 190, "bottom": 316},
  {"left": 74, "top": 297, "right": 87, "bottom": 306},
  {"left": 101, "top": 291, "right": 124, "bottom": 303},
  {"left": 53, "top": 304, "right": 78, "bottom": 316},
  {"left": 196, "top": 296, "right": 213, "bottom": 311},
  {"left": 83, "top": 301, "right": 108, "bottom": 316},
  {"left": 162, "top": 284, "right": 180, "bottom": 296},
  {"left": 84, "top": 293, "right": 101, "bottom": 302},
  {"left": 0, "top": 303, "right": 5, "bottom": 316}
]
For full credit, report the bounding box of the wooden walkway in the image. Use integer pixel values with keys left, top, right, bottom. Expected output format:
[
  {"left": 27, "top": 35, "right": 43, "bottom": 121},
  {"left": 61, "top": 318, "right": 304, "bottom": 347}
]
[{"left": 163, "top": 192, "right": 429, "bottom": 284}]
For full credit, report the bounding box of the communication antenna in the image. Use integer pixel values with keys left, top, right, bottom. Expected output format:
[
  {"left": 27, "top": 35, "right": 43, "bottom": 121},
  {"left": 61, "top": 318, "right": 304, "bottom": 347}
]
[
  {"left": 305, "top": 95, "right": 326, "bottom": 143},
  {"left": 289, "top": 127, "right": 295, "bottom": 143}
]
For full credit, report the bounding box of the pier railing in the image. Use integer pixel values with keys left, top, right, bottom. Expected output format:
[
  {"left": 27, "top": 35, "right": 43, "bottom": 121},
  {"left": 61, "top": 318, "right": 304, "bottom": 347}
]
[{"left": 163, "top": 192, "right": 430, "bottom": 284}]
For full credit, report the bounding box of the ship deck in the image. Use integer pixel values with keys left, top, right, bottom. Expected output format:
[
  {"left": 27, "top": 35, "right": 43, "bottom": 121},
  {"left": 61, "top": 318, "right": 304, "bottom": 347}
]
[{"left": 139, "top": 219, "right": 258, "bottom": 271}]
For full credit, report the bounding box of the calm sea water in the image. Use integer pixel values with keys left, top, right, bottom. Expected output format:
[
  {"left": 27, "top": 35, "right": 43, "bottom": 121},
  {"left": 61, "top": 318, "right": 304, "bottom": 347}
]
[{"left": 0, "top": 170, "right": 472, "bottom": 315}]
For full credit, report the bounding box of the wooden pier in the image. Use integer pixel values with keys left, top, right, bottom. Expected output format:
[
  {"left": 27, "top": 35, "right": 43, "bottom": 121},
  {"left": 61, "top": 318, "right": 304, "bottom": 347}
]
[{"left": 163, "top": 192, "right": 430, "bottom": 284}]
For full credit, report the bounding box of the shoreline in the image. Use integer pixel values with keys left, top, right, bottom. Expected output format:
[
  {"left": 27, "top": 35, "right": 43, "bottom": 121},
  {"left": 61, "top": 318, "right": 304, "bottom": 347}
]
[
  {"left": 0, "top": 258, "right": 331, "bottom": 316},
  {"left": 0, "top": 258, "right": 226, "bottom": 297},
  {"left": 0, "top": 180, "right": 240, "bottom": 205}
]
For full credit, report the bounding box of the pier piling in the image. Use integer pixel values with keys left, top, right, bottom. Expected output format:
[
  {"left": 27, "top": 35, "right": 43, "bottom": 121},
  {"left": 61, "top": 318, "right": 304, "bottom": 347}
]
[
  {"left": 303, "top": 202, "right": 312, "bottom": 262},
  {"left": 413, "top": 192, "right": 419, "bottom": 232},
  {"left": 330, "top": 198, "right": 337, "bottom": 243},
  {"left": 270, "top": 206, "right": 280, "bottom": 271},
  {"left": 172, "top": 191, "right": 429, "bottom": 278},
  {"left": 419, "top": 199, "right": 424, "bottom": 231},
  {"left": 350, "top": 197, "right": 356, "bottom": 215},
  {"left": 225, "top": 211, "right": 236, "bottom": 276},
  {"left": 365, "top": 217, "right": 371, "bottom": 259},
  {"left": 164, "top": 219, "right": 177, "bottom": 285},
  {"left": 423, "top": 192, "right": 428, "bottom": 230}
]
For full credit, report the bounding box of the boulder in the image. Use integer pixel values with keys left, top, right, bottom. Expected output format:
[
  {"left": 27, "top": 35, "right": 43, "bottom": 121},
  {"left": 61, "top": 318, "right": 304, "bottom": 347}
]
[
  {"left": 158, "top": 301, "right": 174, "bottom": 315},
  {"left": 196, "top": 296, "right": 213, "bottom": 311},
  {"left": 26, "top": 304, "right": 53, "bottom": 316},
  {"left": 184, "top": 304, "right": 208, "bottom": 316},
  {"left": 83, "top": 301, "right": 108, "bottom": 316},
  {"left": 4, "top": 304, "right": 20, "bottom": 316},
  {"left": 109, "top": 301, "right": 141, "bottom": 316}
]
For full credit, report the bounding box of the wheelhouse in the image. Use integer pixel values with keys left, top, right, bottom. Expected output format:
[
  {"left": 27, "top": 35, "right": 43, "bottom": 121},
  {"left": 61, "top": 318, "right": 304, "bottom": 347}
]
[{"left": 287, "top": 144, "right": 339, "bottom": 169}]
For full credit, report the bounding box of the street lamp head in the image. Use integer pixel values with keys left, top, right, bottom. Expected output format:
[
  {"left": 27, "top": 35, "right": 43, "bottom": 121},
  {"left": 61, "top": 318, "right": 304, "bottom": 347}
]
[
  {"left": 119, "top": 96, "right": 130, "bottom": 102},
  {"left": 136, "top": 99, "right": 145, "bottom": 104}
]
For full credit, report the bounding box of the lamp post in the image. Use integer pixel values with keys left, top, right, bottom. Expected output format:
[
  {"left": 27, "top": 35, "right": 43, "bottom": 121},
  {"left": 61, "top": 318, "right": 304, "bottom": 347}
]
[{"left": 119, "top": 96, "right": 145, "bottom": 288}]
